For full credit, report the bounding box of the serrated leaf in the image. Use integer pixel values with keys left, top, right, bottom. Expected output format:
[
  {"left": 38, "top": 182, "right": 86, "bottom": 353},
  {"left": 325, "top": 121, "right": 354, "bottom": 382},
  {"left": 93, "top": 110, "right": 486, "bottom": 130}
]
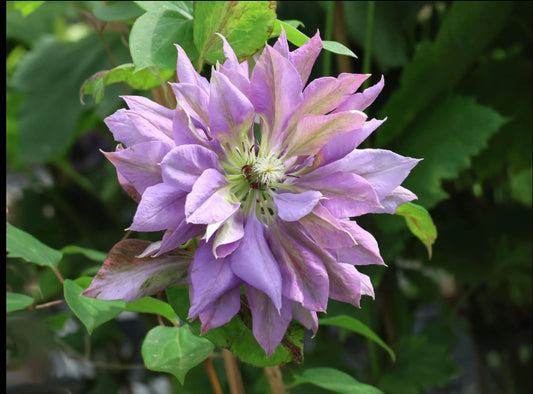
[
  {"left": 134, "top": 1, "right": 193, "bottom": 18},
  {"left": 130, "top": 9, "right": 196, "bottom": 70},
  {"left": 80, "top": 64, "right": 174, "bottom": 104},
  {"left": 142, "top": 325, "right": 214, "bottom": 384},
  {"left": 294, "top": 368, "right": 383, "bottom": 394},
  {"left": 92, "top": 1, "right": 144, "bottom": 22},
  {"left": 378, "top": 336, "right": 461, "bottom": 393},
  {"left": 194, "top": 1, "right": 276, "bottom": 66},
  {"left": 125, "top": 297, "right": 177, "bottom": 324},
  {"left": 6, "top": 292, "right": 34, "bottom": 313},
  {"left": 320, "top": 315, "right": 395, "bottom": 362},
  {"left": 395, "top": 202, "right": 437, "bottom": 258},
  {"left": 166, "top": 285, "right": 305, "bottom": 367},
  {"left": 377, "top": 2, "right": 513, "bottom": 147},
  {"left": 61, "top": 245, "right": 107, "bottom": 262},
  {"left": 398, "top": 95, "right": 508, "bottom": 209},
  {"left": 272, "top": 20, "right": 357, "bottom": 58},
  {"left": 6, "top": 222, "right": 62, "bottom": 268},
  {"left": 64, "top": 279, "right": 125, "bottom": 335}
]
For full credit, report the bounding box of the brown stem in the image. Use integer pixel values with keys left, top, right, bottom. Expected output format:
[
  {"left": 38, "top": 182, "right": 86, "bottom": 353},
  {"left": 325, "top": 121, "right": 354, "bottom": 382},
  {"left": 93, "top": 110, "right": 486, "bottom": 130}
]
[
  {"left": 333, "top": 1, "right": 352, "bottom": 74},
  {"left": 222, "top": 349, "right": 245, "bottom": 394},
  {"left": 264, "top": 366, "right": 287, "bottom": 394},
  {"left": 51, "top": 266, "right": 64, "bottom": 284},
  {"left": 33, "top": 299, "right": 65, "bottom": 309},
  {"left": 203, "top": 357, "right": 224, "bottom": 394}
]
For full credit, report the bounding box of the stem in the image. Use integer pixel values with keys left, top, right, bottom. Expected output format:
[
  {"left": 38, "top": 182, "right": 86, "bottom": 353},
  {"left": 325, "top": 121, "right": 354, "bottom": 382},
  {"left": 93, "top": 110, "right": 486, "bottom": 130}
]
[
  {"left": 33, "top": 299, "right": 65, "bottom": 309},
  {"left": 51, "top": 266, "right": 65, "bottom": 284},
  {"left": 333, "top": 1, "right": 351, "bottom": 74},
  {"left": 367, "top": 339, "right": 380, "bottom": 384},
  {"left": 362, "top": 1, "right": 376, "bottom": 88},
  {"left": 222, "top": 349, "right": 245, "bottom": 394},
  {"left": 323, "top": 1, "right": 335, "bottom": 76},
  {"left": 203, "top": 357, "right": 224, "bottom": 394},
  {"left": 264, "top": 366, "right": 286, "bottom": 394}
]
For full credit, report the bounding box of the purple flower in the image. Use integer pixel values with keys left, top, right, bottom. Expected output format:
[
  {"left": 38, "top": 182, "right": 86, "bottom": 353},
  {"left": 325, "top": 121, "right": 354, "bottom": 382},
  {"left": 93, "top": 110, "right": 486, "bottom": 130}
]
[{"left": 86, "top": 31, "right": 420, "bottom": 356}]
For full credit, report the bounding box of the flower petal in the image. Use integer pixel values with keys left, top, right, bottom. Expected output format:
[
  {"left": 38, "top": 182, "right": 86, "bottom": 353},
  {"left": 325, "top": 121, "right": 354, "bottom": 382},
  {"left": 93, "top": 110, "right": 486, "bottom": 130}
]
[
  {"left": 213, "top": 210, "right": 244, "bottom": 258},
  {"left": 335, "top": 220, "right": 386, "bottom": 266},
  {"left": 289, "top": 31, "right": 322, "bottom": 85},
  {"left": 324, "top": 260, "right": 368, "bottom": 307},
  {"left": 170, "top": 82, "right": 210, "bottom": 131},
  {"left": 122, "top": 95, "right": 174, "bottom": 133},
  {"left": 285, "top": 110, "right": 367, "bottom": 157},
  {"left": 83, "top": 239, "right": 191, "bottom": 302},
  {"left": 175, "top": 44, "right": 209, "bottom": 92},
  {"left": 103, "top": 141, "right": 170, "bottom": 195},
  {"left": 209, "top": 70, "right": 254, "bottom": 144},
  {"left": 374, "top": 186, "right": 418, "bottom": 214},
  {"left": 188, "top": 241, "right": 241, "bottom": 320},
  {"left": 161, "top": 144, "right": 219, "bottom": 192},
  {"left": 335, "top": 75, "right": 384, "bottom": 112},
  {"left": 130, "top": 183, "right": 187, "bottom": 232},
  {"left": 250, "top": 46, "right": 303, "bottom": 147},
  {"left": 291, "top": 302, "right": 318, "bottom": 335},
  {"left": 199, "top": 286, "right": 241, "bottom": 334},
  {"left": 245, "top": 286, "right": 292, "bottom": 357},
  {"left": 185, "top": 169, "right": 240, "bottom": 224},
  {"left": 274, "top": 190, "right": 322, "bottom": 222},
  {"left": 157, "top": 222, "right": 204, "bottom": 255},
  {"left": 230, "top": 214, "right": 282, "bottom": 310}
]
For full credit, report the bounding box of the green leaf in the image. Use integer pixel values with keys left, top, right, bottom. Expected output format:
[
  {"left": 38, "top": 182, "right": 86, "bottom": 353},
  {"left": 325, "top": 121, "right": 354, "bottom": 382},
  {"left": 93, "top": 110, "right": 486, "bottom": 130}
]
[
  {"left": 6, "top": 222, "right": 63, "bottom": 268},
  {"left": 142, "top": 325, "right": 214, "bottom": 384},
  {"left": 395, "top": 202, "right": 437, "bottom": 258},
  {"left": 398, "top": 95, "right": 508, "bottom": 209},
  {"left": 319, "top": 315, "right": 395, "bottom": 362},
  {"left": 378, "top": 336, "right": 461, "bottom": 393},
  {"left": 166, "top": 285, "right": 305, "bottom": 366},
  {"left": 6, "top": 292, "right": 34, "bottom": 313},
  {"left": 134, "top": 1, "right": 193, "bottom": 18},
  {"left": 80, "top": 64, "right": 175, "bottom": 104},
  {"left": 92, "top": 1, "right": 144, "bottom": 22},
  {"left": 293, "top": 368, "right": 384, "bottom": 394},
  {"left": 194, "top": 1, "right": 276, "bottom": 66},
  {"left": 13, "top": 1, "right": 44, "bottom": 17},
  {"left": 377, "top": 2, "right": 513, "bottom": 147},
  {"left": 130, "top": 9, "right": 196, "bottom": 70},
  {"left": 10, "top": 34, "right": 130, "bottom": 163},
  {"left": 510, "top": 167, "right": 533, "bottom": 207},
  {"left": 63, "top": 279, "right": 125, "bottom": 335},
  {"left": 125, "top": 297, "right": 177, "bottom": 324},
  {"left": 272, "top": 20, "right": 356, "bottom": 58},
  {"left": 60, "top": 245, "right": 107, "bottom": 263}
]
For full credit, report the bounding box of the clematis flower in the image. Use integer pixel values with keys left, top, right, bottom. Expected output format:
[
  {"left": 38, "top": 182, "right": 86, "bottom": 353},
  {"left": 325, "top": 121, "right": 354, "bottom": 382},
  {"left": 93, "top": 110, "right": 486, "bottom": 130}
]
[{"left": 85, "top": 30, "right": 420, "bottom": 356}]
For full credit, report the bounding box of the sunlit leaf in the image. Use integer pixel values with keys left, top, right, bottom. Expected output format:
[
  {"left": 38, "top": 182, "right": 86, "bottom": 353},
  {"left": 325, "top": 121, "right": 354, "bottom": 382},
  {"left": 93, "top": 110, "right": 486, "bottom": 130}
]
[
  {"left": 142, "top": 325, "right": 214, "bottom": 384},
  {"left": 320, "top": 315, "right": 395, "bottom": 362},
  {"left": 130, "top": 9, "right": 196, "bottom": 70},
  {"left": 293, "top": 368, "right": 384, "bottom": 394},
  {"left": 64, "top": 279, "right": 126, "bottom": 335},
  {"left": 6, "top": 292, "right": 34, "bottom": 313},
  {"left": 194, "top": 1, "right": 276, "bottom": 66},
  {"left": 6, "top": 222, "right": 63, "bottom": 268},
  {"left": 396, "top": 202, "right": 437, "bottom": 258}
]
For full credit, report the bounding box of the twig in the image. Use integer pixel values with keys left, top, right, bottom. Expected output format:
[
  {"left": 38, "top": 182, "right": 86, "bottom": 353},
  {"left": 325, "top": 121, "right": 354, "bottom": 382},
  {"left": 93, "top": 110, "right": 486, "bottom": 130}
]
[
  {"left": 222, "top": 349, "right": 245, "bottom": 394},
  {"left": 33, "top": 299, "right": 65, "bottom": 309},
  {"left": 264, "top": 366, "right": 287, "bottom": 394},
  {"left": 51, "top": 266, "right": 65, "bottom": 284},
  {"left": 203, "top": 357, "right": 224, "bottom": 394}
]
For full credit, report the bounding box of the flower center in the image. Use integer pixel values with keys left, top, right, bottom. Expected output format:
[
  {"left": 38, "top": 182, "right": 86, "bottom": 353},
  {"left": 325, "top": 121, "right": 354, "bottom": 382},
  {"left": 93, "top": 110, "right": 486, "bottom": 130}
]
[{"left": 251, "top": 155, "right": 285, "bottom": 187}]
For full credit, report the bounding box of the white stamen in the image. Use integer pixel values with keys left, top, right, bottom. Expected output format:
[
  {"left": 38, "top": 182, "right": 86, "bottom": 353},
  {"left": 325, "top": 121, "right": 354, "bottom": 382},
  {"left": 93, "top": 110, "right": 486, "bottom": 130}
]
[{"left": 252, "top": 155, "right": 285, "bottom": 186}]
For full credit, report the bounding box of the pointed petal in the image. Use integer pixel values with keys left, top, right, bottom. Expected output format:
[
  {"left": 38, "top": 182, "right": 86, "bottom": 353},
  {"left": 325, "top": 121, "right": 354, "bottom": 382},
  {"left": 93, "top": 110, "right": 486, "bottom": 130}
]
[
  {"left": 285, "top": 111, "right": 367, "bottom": 157},
  {"left": 83, "top": 239, "right": 191, "bottom": 302},
  {"left": 172, "top": 103, "right": 206, "bottom": 145},
  {"left": 336, "top": 220, "right": 386, "bottom": 266},
  {"left": 122, "top": 95, "right": 174, "bottom": 132},
  {"left": 213, "top": 210, "right": 244, "bottom": 258},
  {"left": 199, "top": 286, "right": 241, "bottom": 334},
  {"left": 291, "top": 302, "right": 318, "bottom": 335},
  {"left": 324, "top": 260, "right": 367, "bottom": 308},
  {"left": 209, "top": 70, "right": 254, "bottom": 144},
  {"left": 273, "top": 28, "right": 290, "bottom": 58},
  {"left": 269, "top": 223, "right": 329, "bottom": 311},
  {"left": 335, "top": 75, "right": 384, "bottom": 112},
  {"left": 250, "top": 46, "right": 303, "bottom": 146},
  {"left": 230, "top": 214, "right": 282, "bottom": 310},
  {"left": 157, "top": 222, "right": 204, "bottom": 255},
  {"left": 246, "top": 286, "right": 292, "bottom": 357},
  {"left": 175, "top": 44, "right": 209, "bottom": 92},
  {"left": 188, "top": 241, "right": 241, "bottom": 319},
  {"left": 170, "top": 82, "right": 210, "bottom": 131},
  {"left": 374, "top": 186, "right": 418, "bottom": 214},
  {"left": 274, "top": 190, "right": 322, "bottom": 222},
  {"left": 161, "top": 144, "right": 219, "bottom": 192},
  {"left": 185, "top": 169, "right": 240, "bottom": 224},
  {"left": 130, "top": 183, "right": 187, "bottom": 232},
  {"left": 289, "top": 31, "right": 322, "bottom": 85},
  {"left": 103, "top": 141, "right": 170, "bottom": 195}
]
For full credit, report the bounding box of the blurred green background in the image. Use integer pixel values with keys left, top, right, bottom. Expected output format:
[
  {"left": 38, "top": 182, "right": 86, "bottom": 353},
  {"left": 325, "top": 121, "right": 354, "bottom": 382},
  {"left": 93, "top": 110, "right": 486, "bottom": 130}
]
[{"left": 6, "top": 1, "right": 532, "bottom": 393}]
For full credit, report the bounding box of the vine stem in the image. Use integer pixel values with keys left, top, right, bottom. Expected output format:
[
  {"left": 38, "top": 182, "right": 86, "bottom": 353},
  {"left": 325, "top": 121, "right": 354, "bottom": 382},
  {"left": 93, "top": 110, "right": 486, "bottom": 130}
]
[
  {"left": 222, "top": 349, "right": 245, "bottom": 394},
  {"left": 264, "top": 366, "right": 286, "bottom": 394},
  {"left": 51, "top": 266, "right": 65, "bottom": 284},
  {"left": 203, "top": 357, "right": 224, "bottom": 394},
  {"left": 33, "top": 299, "right": 65, "bottom": 309}
]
